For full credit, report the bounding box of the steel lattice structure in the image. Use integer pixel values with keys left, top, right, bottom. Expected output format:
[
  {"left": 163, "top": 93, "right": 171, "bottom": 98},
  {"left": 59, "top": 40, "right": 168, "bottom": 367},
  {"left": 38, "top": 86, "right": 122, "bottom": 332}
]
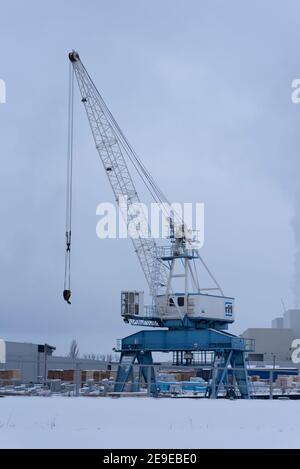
[{"left": 69, "top": 51, "right": 169, "bottom": 299}]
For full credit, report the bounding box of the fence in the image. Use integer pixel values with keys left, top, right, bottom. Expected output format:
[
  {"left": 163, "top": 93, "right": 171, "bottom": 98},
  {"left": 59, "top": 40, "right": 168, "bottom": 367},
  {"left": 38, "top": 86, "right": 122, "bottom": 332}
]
[{"left": 1, "top": 364, "right": 300, "bottom": 399}]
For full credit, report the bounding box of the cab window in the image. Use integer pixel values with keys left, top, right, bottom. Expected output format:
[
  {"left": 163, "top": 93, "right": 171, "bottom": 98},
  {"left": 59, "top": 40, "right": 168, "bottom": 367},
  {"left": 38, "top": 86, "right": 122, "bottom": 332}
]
[
  {"left": 169, "top": 297, "right": 175, "bottom": 307},
  {"left": 178, "top": 296, "right": 184, "bottom": 307}
]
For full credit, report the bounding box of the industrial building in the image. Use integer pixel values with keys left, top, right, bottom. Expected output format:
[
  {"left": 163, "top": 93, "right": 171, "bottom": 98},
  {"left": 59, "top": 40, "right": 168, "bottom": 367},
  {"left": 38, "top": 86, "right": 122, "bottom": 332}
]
[
  {"left": 283, "top": 309, "right": 300, "bottom": 338},
  {"left": 272, "top": 317, "right": 284, "bottom": 329},
  {"left": 241, "top": 328, "right": 294, "bottom": 363},
  {"left": 241, "top": 309, "right": 300, "bottom": 366},
  {"left": 0, "top": 339, "right": 108, "bottom": 383}
]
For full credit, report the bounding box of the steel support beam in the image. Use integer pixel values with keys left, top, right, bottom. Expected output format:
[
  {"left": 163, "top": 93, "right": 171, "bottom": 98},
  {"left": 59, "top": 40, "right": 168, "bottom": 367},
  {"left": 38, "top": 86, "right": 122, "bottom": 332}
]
[{"left": 115, "top": 328, "right": 252, "bottom": 398}]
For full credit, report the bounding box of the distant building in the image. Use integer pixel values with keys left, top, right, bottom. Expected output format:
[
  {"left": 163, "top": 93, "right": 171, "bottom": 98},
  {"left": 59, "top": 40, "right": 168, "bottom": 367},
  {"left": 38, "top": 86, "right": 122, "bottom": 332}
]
[
  {"left": 283, "top": 309, "right": 300, "bottom": 339},
  {"left": 241, "top": 328, "right": 294, "bottom": 363},
  {"left": 271, "top": 317, "right": 284, "bottom": 329},
  {"left": 0, "top": 340, "right": 108, "bottom": 383}
]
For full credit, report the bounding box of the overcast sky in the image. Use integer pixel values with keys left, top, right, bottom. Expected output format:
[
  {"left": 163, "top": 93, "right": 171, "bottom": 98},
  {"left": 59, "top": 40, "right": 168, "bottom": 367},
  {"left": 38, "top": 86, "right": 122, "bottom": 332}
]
[{"left": 1, "top": 0, "right": 300, "bottom": 355}]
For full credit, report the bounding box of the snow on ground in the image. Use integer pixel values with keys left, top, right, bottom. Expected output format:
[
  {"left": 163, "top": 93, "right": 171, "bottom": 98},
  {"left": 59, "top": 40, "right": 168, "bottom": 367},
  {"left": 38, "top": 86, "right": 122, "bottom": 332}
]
[{"left": 0, "top": 396, "right": 299, "bottom": 448}]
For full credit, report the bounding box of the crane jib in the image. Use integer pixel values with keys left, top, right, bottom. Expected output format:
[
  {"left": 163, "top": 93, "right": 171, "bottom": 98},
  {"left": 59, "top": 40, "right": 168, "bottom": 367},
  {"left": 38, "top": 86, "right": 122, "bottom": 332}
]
[
  {"left": 64, "top": 51, "right": 170, "bottom": 302},
  {"left": 64, "top": 50, "right": 225, "bottom": 322}
]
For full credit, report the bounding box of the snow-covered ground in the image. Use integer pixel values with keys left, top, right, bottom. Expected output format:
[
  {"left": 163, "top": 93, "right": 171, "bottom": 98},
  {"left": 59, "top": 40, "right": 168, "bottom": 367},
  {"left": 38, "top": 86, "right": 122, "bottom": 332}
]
[{"left": 0, "top": 396, "right": 299, "bottom": 448}]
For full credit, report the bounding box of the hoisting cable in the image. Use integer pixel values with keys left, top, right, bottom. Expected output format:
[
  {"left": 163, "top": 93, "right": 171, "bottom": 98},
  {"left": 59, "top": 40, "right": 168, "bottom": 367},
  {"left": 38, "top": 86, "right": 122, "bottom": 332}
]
[{"left": 63, "top": 62, "right": 74, "bottom": 304}]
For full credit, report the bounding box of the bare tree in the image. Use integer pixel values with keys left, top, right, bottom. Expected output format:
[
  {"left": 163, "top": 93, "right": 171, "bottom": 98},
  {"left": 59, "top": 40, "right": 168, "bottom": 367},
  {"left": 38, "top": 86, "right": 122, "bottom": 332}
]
[
  {"left": 82, "top": 352, "right": 111, "bottom": 361},
  {"left": 82, "top": 353, "right": 96, "bottom": 360},
  {"left": 69, "top": 339, "right": 79, "bottom": 359}
]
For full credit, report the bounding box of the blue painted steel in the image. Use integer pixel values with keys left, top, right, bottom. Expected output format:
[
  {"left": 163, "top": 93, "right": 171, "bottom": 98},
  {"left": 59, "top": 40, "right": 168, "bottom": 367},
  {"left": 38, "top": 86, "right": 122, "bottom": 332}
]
[
  {"left": 114, "top": 349, "right": 157, "bottom": 394},
  {"left": 157, "top": 381, "right": 207, "bottom": 393},
  {"left": 126, "top": 315, "right": 232, "bottom": 330},
  {"left": 114, "top": 328, "right": 254, "bottom": 398},
  {"left": 118, "top": 328, "right": 251, "bottom": 353}
]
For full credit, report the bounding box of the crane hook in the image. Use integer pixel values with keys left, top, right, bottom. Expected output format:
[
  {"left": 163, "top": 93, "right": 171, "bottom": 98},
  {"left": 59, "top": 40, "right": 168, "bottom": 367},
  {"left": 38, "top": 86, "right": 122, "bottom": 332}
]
[
  {"left": 63, "top": 61, "right": 74, "bottom": 305},
  {"left": 63, "top": 289, "right": 71, "bottom": 304}
]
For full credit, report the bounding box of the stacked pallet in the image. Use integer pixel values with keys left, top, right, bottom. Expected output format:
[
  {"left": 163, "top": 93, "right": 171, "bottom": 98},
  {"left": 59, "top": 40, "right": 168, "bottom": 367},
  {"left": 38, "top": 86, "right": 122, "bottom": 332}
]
[
  {"left": 176, "top": 371, "right": 196, "bottom": 381},
  {"left": 48, "top": 370, "right": 63, "bottom": 380},
  {"left": 85, "top": 370, "right": 109, "bottom": 381},
  {"left": 276, "top": 375, "right": 294, "bottom": 388},
  {"left": 250, "top": 375, "right": 261, "bottom": 382},
  {"left": 48, "top": 369, "right": 77, "bottom": 382},
  {"left": 63, "top": 370, "right": 77, "bottom": 381},
  {"left": 109, "top": 370, "right": 117, "bottom": 380},
  {"left": 0, "top": 369, "right": 21, "bottom": 380},
  {"left": 0, "top": 369, "right": 22, "bottom": 385},
  {"left": 158, "top": 370, "right": 196, "bottom": 382},
  {"left": 48, "top": 369, "right": 110, "bottom": 382}
]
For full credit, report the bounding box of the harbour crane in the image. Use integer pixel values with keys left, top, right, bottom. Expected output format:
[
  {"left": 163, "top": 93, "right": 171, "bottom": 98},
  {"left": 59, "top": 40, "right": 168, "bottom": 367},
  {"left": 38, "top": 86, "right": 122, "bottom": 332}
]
[{"left": 65, "top": 50, "right": 253, "bottom": 398}]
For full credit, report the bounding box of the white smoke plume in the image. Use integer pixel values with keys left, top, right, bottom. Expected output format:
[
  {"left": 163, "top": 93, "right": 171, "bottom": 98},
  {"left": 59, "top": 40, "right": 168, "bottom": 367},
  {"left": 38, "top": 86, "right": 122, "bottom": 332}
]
[{"left": 292, "top": 191, "right": 300, "bottom": 308}]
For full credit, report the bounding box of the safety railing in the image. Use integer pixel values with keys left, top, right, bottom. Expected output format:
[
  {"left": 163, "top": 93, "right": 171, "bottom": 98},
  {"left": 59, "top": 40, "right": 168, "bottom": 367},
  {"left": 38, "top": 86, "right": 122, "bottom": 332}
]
[
  {"left": 119, "top": 340, "right": 252, "bottom": 352},
  {"left": 158, "top": 246, "right": 199, "bottom": 259},
  {"left": 244, "top": 338, "right": 255, "bottom": 352},
  {"left": 115, "top": 339, "right": 122, "bottom": 351},
  {"left": 143, "top": 305, "right": 160, "bottom": 317}
]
